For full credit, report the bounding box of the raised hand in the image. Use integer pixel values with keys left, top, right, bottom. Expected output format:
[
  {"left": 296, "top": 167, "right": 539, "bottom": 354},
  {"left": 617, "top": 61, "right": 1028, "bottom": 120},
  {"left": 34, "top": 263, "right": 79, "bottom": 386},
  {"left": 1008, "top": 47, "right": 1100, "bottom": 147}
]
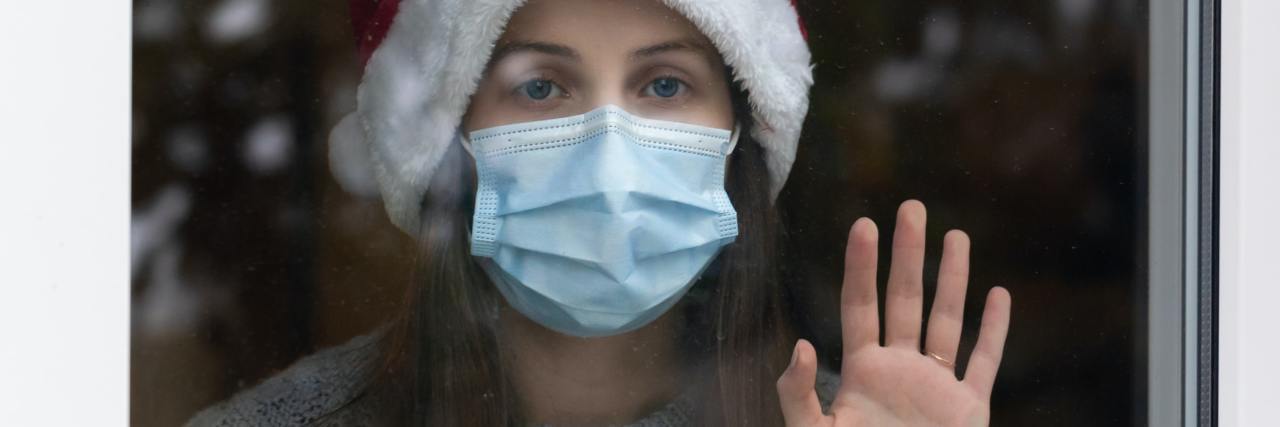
[{"left": 776, "top": 200, "right": 1012, "bottom": 427}]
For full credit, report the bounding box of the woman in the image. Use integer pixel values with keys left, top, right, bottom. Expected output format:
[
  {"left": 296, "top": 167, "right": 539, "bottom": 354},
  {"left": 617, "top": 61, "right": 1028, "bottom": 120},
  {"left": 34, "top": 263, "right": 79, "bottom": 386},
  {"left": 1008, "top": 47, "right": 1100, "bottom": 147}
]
[{"left": 187, "top": 0, "right": 1012, "bottom": 425}]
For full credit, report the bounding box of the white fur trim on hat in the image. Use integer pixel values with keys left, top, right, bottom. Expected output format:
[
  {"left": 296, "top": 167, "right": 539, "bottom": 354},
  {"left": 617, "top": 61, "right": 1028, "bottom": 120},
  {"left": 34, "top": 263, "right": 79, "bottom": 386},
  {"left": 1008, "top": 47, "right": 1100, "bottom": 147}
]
[{"left": 354, "top": 0, "right": 813, "bottom": 235}]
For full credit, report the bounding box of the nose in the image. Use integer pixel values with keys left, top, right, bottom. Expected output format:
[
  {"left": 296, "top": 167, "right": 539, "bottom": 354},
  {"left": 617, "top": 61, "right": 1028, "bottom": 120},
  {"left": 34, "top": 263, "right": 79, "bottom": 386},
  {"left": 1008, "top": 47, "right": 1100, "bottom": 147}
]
[
  {"left": 580, "top": 67, "right": 630, "bottom": 115},
  {"left": 584, "top": 109, "right": 644, "bottom": 200}
]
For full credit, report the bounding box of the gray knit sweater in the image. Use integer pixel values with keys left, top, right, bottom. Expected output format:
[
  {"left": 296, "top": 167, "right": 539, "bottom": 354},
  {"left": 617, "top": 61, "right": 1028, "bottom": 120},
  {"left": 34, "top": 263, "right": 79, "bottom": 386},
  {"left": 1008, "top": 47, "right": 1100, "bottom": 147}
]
[{"left": 184, "top": 330, "right": 842, "bottom": 426}]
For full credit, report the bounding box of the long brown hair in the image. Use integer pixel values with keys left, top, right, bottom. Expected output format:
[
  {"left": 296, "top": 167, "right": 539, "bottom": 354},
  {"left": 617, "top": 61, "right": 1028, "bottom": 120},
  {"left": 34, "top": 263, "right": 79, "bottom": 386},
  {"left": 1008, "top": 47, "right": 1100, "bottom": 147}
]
[{"left": 361, "top": 81, "right": 797, "bottom": 426}]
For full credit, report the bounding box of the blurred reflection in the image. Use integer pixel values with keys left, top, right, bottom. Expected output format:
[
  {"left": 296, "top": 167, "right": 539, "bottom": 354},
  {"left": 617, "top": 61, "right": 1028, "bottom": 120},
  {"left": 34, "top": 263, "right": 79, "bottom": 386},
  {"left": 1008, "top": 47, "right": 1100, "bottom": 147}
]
[
  {"left": 206, "top": 0, "right": 270, "bottom": 44},
  {"left": 131, "top": 0, "right": 1148, "bottom": 425}
]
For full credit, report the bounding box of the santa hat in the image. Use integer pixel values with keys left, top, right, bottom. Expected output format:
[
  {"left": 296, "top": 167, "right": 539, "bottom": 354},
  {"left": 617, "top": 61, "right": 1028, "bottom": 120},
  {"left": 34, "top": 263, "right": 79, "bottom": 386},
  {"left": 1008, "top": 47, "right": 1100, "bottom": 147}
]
[{"left": 330, "top": 0, "right": 813, "bottom": 235}]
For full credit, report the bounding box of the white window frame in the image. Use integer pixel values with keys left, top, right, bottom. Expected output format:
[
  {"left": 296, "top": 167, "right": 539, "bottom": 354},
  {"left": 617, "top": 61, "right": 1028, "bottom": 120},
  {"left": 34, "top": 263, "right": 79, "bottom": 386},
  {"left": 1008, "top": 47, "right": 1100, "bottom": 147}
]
[
  {"left": 0, "top": 1, "right": 131, "bottom": 426},
  {"left": 1219, "top": 0, "right": 1280, "bottom": 425}
]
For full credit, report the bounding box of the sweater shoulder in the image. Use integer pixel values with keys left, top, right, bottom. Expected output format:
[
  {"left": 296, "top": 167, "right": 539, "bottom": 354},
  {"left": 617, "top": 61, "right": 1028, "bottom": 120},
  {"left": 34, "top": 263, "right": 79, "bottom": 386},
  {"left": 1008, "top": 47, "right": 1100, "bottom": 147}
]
[{"left": 183, "top": 329, "right": 386, "bottom": 427}]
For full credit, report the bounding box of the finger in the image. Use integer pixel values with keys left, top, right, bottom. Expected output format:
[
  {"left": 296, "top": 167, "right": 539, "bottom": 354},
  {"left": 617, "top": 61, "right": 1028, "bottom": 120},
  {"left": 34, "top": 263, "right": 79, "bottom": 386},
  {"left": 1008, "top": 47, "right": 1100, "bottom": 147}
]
[
  {"left": 885, "top": 200, "right": 927, "bottom": 349},
  {"left": 777, "top": 339, "right": 829, "bottom": 426},
  {"left": 924, "top": 230, "right": 971, "bottom": 373},
  {"left": 842, "top": 217, "right": 881, "bottom": 353},
  {"left": 963, "top": 286, "right": 1012, "bottom": 400}
]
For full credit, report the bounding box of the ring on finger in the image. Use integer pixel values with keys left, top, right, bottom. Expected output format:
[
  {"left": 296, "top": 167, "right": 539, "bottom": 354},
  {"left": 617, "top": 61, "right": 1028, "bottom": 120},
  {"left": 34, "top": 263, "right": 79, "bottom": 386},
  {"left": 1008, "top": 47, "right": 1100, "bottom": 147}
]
[{"left": 926, "top": 351, "right": 955, "bottom": 368}]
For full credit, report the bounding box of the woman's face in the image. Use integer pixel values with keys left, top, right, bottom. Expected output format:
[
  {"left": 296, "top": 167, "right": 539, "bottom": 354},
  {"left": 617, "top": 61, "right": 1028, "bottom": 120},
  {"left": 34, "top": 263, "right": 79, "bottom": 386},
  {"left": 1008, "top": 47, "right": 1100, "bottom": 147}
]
[{"left": 463, "top": 0, "right": 734, "bottom": 132}]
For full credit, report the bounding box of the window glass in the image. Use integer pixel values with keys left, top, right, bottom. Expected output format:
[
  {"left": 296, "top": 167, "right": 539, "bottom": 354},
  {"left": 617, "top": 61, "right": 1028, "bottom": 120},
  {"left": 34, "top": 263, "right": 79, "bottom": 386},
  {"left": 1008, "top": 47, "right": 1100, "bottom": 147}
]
[
  {"left": 131, "top": 0, "right": 1157, "bottom": 425},
  {"left": 785, "top": 1, "right": 1150, "bottom": 424}
]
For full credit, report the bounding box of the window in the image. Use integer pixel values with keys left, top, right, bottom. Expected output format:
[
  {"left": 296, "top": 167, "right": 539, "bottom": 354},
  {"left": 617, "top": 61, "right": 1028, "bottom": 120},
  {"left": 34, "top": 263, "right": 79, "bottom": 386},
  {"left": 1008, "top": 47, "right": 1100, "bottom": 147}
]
[{"left": 123, "top": 0, "right": 1219, "bottom": 425}]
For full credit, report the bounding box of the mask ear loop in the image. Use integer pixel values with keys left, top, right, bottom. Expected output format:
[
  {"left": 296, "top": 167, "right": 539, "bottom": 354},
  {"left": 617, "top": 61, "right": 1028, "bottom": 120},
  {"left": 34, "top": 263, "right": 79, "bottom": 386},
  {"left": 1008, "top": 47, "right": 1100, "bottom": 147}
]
[
  {"left": 456, "top": 130, "right": 477, "bottom": 243},
  {"left": 458, "top": 129, "right": 477, "bottom": 158},
  {"left": 728, "top": 123, "right": 741, "bottom": 155},
  {"left": 723, "top": 123, "right": 741, "bottom": 177}
]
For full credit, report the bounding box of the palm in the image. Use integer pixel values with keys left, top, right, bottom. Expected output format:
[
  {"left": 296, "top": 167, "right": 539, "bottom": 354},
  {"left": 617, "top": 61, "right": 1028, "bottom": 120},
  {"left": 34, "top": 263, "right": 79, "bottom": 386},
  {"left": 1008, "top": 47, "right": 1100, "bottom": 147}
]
[
  {"left": 777, "top": 200, "right": 1012, "bottom": 427},
  {"left": 833, "top": 346, "right": 986, "bottom": 426}
]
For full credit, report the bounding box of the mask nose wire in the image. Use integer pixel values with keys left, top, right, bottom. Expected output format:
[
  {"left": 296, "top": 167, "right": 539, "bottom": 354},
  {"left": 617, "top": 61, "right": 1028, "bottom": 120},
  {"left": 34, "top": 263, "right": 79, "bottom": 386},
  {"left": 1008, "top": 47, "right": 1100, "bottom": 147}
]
[{"left": 461, "top": 120, "right": 737, "bottom": 155}]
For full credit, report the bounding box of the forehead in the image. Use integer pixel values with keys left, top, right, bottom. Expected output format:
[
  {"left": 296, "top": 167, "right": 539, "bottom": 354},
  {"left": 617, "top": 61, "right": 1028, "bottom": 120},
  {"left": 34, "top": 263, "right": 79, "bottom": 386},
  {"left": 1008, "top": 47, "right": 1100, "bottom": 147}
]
[{"left": 499, "top": 0, "right": 714, "bottom": 54}]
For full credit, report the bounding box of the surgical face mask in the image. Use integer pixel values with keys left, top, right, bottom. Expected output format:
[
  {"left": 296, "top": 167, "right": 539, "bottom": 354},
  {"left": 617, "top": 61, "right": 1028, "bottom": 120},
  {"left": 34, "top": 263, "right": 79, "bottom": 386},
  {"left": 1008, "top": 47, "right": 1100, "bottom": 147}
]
[{"left": 463, "top": 105, "right": 740, "bottom": 337}]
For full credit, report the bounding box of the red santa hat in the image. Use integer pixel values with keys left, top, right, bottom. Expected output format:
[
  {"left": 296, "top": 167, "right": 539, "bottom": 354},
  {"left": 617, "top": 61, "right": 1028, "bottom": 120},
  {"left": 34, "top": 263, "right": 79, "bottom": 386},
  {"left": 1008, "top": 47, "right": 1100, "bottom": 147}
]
[{"left": 331, "top": 0, "right": 813, "bottom": 235}]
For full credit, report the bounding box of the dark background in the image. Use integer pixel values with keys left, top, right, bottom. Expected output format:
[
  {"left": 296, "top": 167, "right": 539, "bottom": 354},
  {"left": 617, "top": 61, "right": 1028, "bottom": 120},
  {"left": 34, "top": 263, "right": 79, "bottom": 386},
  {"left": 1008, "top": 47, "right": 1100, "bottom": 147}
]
[{"left": 130, "top": 0, "right": 1148, "bottom": 425}]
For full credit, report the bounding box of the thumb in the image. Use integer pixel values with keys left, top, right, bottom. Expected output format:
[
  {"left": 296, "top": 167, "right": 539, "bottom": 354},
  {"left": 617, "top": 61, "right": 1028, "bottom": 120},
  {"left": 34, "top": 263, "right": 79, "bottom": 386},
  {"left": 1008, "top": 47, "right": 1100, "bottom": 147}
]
[{"left": 776, "top": 339, "right": 827, "bottom": 426}]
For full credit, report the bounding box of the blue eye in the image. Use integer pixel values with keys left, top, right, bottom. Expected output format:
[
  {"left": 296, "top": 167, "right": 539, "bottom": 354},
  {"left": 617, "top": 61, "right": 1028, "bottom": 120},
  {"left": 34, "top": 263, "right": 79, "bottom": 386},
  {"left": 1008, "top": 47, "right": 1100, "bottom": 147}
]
[
  {"left": 520, "top": 79, "right": 560, "bottom": 100},
  {"left": 647, "top": 77, "right": 683, "bottom": 98}
]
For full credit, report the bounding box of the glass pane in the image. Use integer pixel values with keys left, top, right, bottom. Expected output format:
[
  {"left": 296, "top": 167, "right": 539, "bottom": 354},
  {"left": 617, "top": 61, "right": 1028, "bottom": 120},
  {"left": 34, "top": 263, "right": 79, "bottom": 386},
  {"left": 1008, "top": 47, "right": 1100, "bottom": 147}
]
[
  {"left": 130, "top": 0, "right": 1161, "bottom": 425},
  {"left": 784, "top": 1, "right": 1151, "bottom": 424}
]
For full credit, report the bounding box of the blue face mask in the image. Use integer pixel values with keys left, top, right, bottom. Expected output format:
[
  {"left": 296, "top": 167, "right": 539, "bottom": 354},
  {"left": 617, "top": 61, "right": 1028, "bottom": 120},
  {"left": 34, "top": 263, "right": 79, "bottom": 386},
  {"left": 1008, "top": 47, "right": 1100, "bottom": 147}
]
[{"left": 463, "top": 105, "right": 740, "bottom": 337}]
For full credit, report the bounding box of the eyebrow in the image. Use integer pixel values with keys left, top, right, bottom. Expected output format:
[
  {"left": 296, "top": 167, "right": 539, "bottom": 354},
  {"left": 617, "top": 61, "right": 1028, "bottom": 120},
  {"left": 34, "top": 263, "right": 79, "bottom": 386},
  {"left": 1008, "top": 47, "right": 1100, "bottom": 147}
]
[
  {"left": 629, "top": 38, "right": 718, "bottom": 63},
  {"left": 489, "top": 41, "right": 581, "bottom": 64},
  {"left": 488, "top": 38, "right": 721, "bottom": 68}
]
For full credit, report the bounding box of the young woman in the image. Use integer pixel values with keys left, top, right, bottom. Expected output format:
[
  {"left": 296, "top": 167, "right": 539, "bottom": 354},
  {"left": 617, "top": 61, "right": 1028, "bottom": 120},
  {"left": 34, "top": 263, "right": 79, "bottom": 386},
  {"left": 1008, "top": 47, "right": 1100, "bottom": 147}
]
[{"left": 188, "top": 0, "right": 1012, "bottom": 425}]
